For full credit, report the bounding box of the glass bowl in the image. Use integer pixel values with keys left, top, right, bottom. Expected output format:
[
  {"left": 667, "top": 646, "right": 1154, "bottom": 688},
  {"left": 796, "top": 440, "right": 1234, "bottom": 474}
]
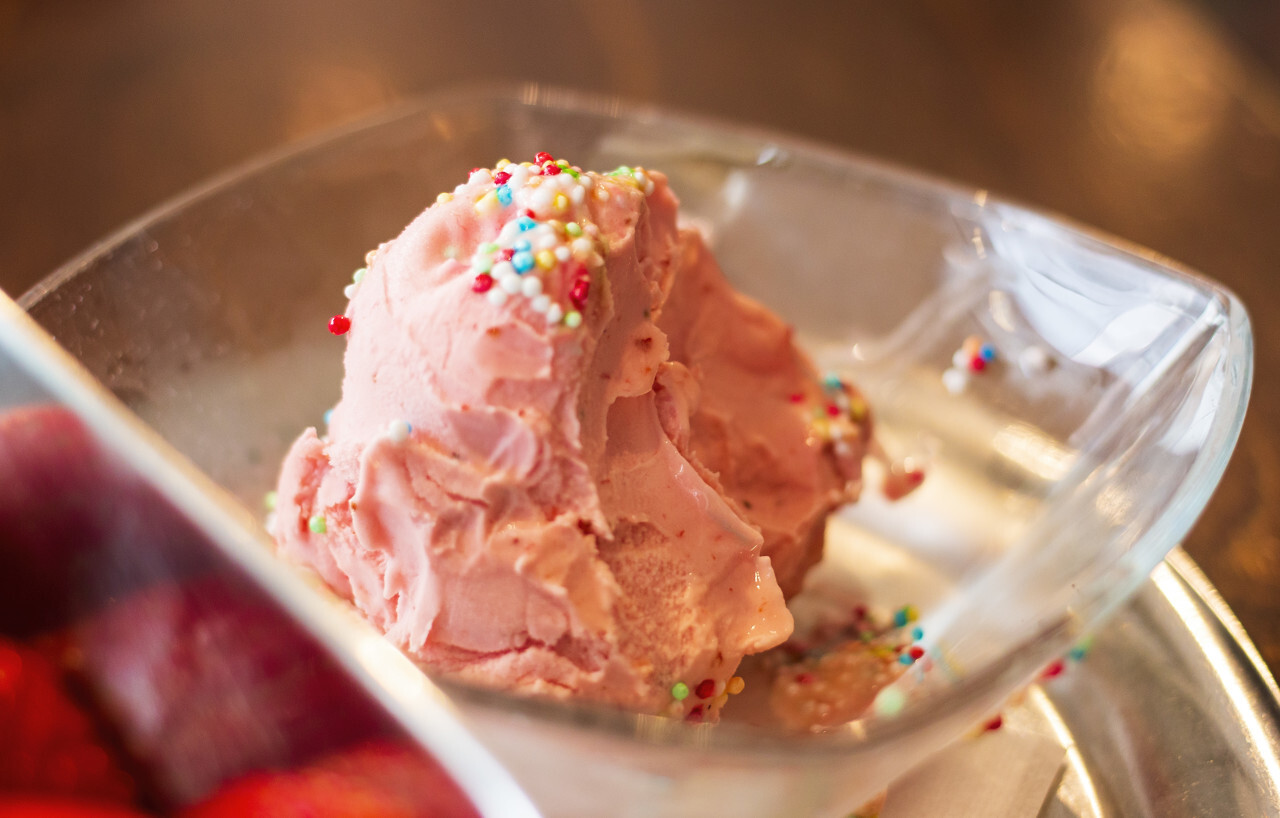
[{"left": 15, "top": 84, "right": 1252, "bottom": 817}]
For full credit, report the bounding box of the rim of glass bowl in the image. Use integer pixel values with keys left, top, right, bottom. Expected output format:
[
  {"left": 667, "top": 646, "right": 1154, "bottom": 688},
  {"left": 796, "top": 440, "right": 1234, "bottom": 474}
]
[{"left": 20, "top": 82, "right": 1253, "bottom": 758}]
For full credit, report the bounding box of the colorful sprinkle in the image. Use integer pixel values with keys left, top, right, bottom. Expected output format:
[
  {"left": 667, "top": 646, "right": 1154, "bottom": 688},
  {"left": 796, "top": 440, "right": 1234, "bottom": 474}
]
[
  {"left": 263, "top": 490, "right": 277, "bottom": 511},
  {"left": 511, "top": 251, "right": 534, "bottom": 273},
  {"left": 671, "top": 682, "right": 690, "bottom": 701},
  {"left": 388, "top": 419, "right": 412, "bottom": 443},
  {"left": 472, "top": 274, "right": 494, "bottom": 293},
  {"left": 873, "top": 686, "right": 906, "bottom": 717},
  {"left": 495, "top": 185, "right": 512, "bottom": 206},
  {"left": 328, "top": 314, "right": 351, "bottom": 335},
  {"left": 308, "top": 514, "right": 327, "bottom": 534},
  {"left": 1041, "top": 658, "right": 1065, "bottom": 679},
  {"left": 983, "top": 714, "right": 1004, "bottom": 732},
  {"left": 564, "top": 310, "right": 583, "bottom": 328},
  {"left": 695, "top": 679, "right": 717, "bottom": 699},
  {"left": 726, "top": 676, "right": 746, "bottom": 695},
  {"left": 1068, "top": 635, "right": 1094, "bottom": 662}
]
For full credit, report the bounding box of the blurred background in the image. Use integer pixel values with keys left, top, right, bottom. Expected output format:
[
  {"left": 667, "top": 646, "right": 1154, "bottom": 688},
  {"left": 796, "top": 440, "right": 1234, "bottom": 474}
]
[{"left": 2, "top": 0, "right": 1278, "bottom": 678}]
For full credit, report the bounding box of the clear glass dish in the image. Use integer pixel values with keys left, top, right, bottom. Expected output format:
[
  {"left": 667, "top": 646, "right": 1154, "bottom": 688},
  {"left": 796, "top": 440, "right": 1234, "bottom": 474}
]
[{"left": 15, "top": 84, "right": 1252, "bottom": 817}]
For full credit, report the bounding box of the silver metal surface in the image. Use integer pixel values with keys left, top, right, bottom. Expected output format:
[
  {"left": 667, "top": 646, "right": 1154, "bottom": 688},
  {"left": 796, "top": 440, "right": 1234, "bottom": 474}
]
[{"left": 1037, "top": 548, "right": 1280, "bottom": 816}]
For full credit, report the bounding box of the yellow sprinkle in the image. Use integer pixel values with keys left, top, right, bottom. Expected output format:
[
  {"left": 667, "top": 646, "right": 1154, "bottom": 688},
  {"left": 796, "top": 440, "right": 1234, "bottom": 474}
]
[
  {"left": 552, "top": 193, "right": 569, "bottom": 212},
  {"left": 726, "top": 676, "right": 745, "bottom": 695},
  {"left": 436, "top": 192, "right": 453, "bottom": 204},
  {"left": 520, "top": 161, "right": 533, "bottom": 168},
  {"left": 535, "top": 250, "right": 556, "bottom": 270},
  {"left": 473, "top": 191, "right": 498, "bottom": 216},
  {"left": 713, "top": 693, "right": 730, "bottom": 709},
  {"left": 496, "top": 157, "right": 510, "bottom": 168}
]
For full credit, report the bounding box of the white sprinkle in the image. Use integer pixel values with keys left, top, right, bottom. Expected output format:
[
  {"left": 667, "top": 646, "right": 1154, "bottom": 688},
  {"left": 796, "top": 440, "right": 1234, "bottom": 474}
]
[
  {"left": 594, "top": 186, "right": 609, "bottom": 201},
  {"left": 589, "top": 252, "right": 604, "bottom": 267},
  {"left": 555, "top": 246, "right": 571, "bottom": 262},
  {"left": 486, "top": 287, "right": 509, "bottom": 306},
  {"left": 530, "top": 294, "right": 551, "bottom": 313},
  {"left": 387, "top": 419, "right": 411, "bottom": 443},
  {"left": 492, "top": 260, "right": 515, "bottom": 279},
  {"left": 530, "top": 186, "right": 554, "bottom": 214},
  {"left": 569, "top": 185, "right": 585, "bottom": 205},
  {"left": 498, "top": 221, "right": 522, "bottom": 243},
  {"left": 942, "top": 368, "right": 968, "bottom": 394},
  {"left": 508, "top": 166, "right": 530, "bottom": 189},
  {"left": 545, "top": 304, "right": 564, "bottom": 324},
  {"left": 571, "top": 238, "right": 594, "bottom": 260},
  {"left": 580, "top": 174, "right": 595, "bottom": 189},
  {"left": 952, "top": 349, "right": 969, "bottom": 368},
  {"left": 500, "top": 273, "right": 522, "bottom": 294},
  {"left": 521, "top": 276, "right": 543, "bottom": 297},
  {"left": 1018, "top": 345, "right": 1052, "bottom": 376},
  {"left": 469, "top": 168, "right": 493, "bottom": 184},
  {"left": 536, "top": 233, "right": 559, "bottom": 251}
]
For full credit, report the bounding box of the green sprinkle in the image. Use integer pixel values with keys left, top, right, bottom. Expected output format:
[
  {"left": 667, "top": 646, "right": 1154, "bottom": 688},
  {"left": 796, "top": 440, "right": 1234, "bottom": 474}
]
[
  {"left": 563, "top": 167, "right": 580, "bottom": 179},
  {"left": 308, "top": 514, "right": 327, "bottom": 534},
  {"left": 263, "top": 490, "right": 277, "bottom": 511},
  {"left": 671, "top": 682, "right": 690, "bottom": 701},
  {"left": 873, "top": 686, "right": 906, "bottom": 717},
  {"left": 555, "top": 159, "right": 570, "bottom": 168},
  {"left": 1069, "top": 635, "right": 1094, "bottom": 662},
  {"left": 565, "top": 222, "right": 583, "bottom": 237},
  {"left": 480, "top": 242, "right": 500, "bottom": 254},
  {"left": 353, "top": 267, "right": 367, "bottom": 283},
  {"left": 564, "top": 311, "right": 582, "bottom": 329}
]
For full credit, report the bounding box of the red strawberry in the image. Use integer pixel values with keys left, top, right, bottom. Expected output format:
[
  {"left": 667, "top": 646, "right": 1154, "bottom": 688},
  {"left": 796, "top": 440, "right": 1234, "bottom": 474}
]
[
  {"left": 0, "top": 798, "right": 149, "bottom": 817},
  {"left": 73, "top": 577, "right": 394, "bottom": 807},
  {"left": 180, "top": 742, "right": 479, "bottom": 818},
  {"left": 0, "top": 405, "right": 214, "bottom": 636},
  {"left": 0, "top": 638, "right": 135, "bottom": 804}
]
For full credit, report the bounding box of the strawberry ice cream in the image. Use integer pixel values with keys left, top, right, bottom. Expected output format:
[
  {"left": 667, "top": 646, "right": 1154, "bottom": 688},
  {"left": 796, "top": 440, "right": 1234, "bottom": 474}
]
[{"left": 273, "top": 154, "right": 870, "bottom": 719}]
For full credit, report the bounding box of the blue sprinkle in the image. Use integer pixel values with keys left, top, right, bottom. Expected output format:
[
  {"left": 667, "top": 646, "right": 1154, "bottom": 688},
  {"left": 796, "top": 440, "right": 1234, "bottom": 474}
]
[
  {"left": 512, "top": 251, "right": 534, "bottom": 273},
  {"left": 822, "top": 373, "right": 843, "bottom": 391},
  {"left": 517, "top": 216, "right": 537, "bottom": 231},
  {"left": 513, "top": 238, "right": 531, "bottom": 252},
  {"left": 496, "top": 184, "right": 512, "bottom": 206},
  {"left": 323, "top": 408, "right": 334, "bottom": 426},
  {"left": 898, "top": 653, "right": 915, "bottom": 666},
  {"left": 911, "top": 626, "right": 924, "bottom": 641},
  {"left": 980, "top": 344, "right": 997, "bottom": 362},
  {"left": 893, "top": 608, "right": 909, "bottom": 628}
]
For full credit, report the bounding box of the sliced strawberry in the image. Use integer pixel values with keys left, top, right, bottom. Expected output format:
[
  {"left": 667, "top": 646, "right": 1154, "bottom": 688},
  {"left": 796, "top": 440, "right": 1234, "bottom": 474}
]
[
  {"left": 73, "top": 577, "right": 395, "bottom": 807},
  {"left": 0, "top": 405, "right": 214, "bottom": 636},
  {"left": 0, "top": 638, "right": 135, "bottom": 804},
  {"left": 0, "top": 798, "right": 150, "bottom": 817},
  {"left": 180, "top": 742, "right": 479, "bottom": 818}
]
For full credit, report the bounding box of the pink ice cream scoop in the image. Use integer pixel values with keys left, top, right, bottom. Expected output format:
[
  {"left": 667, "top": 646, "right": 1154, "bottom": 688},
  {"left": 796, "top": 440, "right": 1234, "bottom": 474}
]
[{"left": 273, "top": 154, "right": 869, "bottom": 720}]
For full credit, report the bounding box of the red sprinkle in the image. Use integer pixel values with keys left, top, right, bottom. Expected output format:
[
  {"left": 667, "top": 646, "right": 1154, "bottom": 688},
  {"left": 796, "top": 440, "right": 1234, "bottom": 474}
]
[
  {"left": 493, "top": 171, "right": 511, "bottom": 185},
  {"left": 569, "top": 278, "right": 590, "bottom": 309},
  {"left": 795, "top": 672, "right": 814, "bottom": 685},
  {"left": 983, "top": 715, "right": 1004, "bottom": 732},
  {"left": 1041, "top": 659, "right": 1065, "bottom": 679},
  {"left": 906, "top": 469, "right": 925, "bottom": 486},
  {"left": 534, "top": 151, "right": 554, "bottom": 165},
  {"left": 498, "top": 248, "right": 514, "bottom": 262},
  {"left": 471, "top": 274, "right": 494, "bottom": 293},
  {"left": 695, "top": 679, "right": 716, "bottom": 700},
  {"left": 328, "top": 314, "right": 351, "bottom": 335},
  {"left": 788, "top": 392, "right": 805, "bottom": 403},
  {"left": 826, "top": 403, "right": 841, "bottom": 417},
  {"left": 908, "top": 645, "right": 925, "bottom": 660},
  {"left": 525, "top": 209, "right": 537, "bottom": 219},
  {"left": 853, "top": 604, "right": 868, "bottom": 620},
  {"left": 685, "top": 705, "right": 705, "bottom": 724},
  {"left": 969, "top": 356, "right": 987, "bottom": 372},
  {"left": 470, "top": 167, "right": 483, "bottom": 175},
  {"left": 544, "top": 163, "right": 561, "bottom": 176}
]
